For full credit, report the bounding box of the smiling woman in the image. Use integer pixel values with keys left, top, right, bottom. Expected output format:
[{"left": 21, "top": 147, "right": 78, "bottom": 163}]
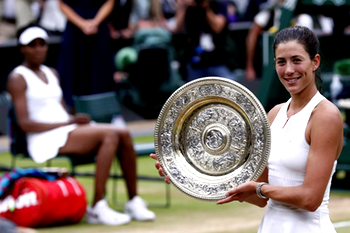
[
  {"left": 223, "top": 25, "right": 343, "bottom": 233},
  {"left": 273, "top": 27, "right": 321, "bottom": 98},
  {"left": 274, "top": 40, "right": 320, "bottom": 100},
  {"left": 151, "top": 25, "right": 344, "bottom": 233}
]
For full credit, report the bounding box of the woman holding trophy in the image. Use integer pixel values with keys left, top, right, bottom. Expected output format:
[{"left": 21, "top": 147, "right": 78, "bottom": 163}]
[{"left": 151, "top": 25, "right": 343, "bottom": 232}]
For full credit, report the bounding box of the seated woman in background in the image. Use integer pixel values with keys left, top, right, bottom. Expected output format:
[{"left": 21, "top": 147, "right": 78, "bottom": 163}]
[{"left": 6, "top": 24, "right": 155, "bottom": 226}]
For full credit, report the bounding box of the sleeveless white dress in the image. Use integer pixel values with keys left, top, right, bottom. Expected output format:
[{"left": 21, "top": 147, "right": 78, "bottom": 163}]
[
  {"left": 258, "top": 91, "right": 337, "bottom": 233},
  {"left": 13, "top": 65, "right": 77, "bottom": 163}
]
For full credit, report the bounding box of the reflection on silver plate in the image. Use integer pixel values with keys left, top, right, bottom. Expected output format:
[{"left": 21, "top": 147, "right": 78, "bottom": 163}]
[{"left": 154, "top": 77, "right": 270, "bottom": 201}]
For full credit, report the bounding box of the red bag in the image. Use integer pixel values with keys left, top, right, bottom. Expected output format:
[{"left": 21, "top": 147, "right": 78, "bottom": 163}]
[{"left": 0, "top": 177, "right": 86, "bottom": 227}]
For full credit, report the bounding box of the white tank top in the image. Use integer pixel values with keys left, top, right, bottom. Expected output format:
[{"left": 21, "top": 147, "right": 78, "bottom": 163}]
[
  {"left": 269, "top": 91, "right": 335, "bottom": 208},
  {"left": 258, "top": 91, "right": 337, "bottom": 233},
  {"left": 12, "top": 65, "right": 77, "bottom": 163},
  {"left": 14, "top": 65, "right": 70, "bottom": 123}
]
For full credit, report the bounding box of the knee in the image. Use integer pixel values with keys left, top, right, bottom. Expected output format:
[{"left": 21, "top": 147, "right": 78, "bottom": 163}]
[
  {"left": 102, "top": 129, "right": 120, "bottom": 146},
  {"left": 115, "top": 127, "right": 132, "bottom": 140},
  {"left": 105, "top": 127, "right": 132, "bottom": 145}
]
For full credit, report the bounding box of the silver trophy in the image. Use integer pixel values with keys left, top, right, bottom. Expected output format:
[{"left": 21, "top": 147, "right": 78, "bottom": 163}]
[{"left": 154, "top": 77, "right": 271, "bottom": 201}]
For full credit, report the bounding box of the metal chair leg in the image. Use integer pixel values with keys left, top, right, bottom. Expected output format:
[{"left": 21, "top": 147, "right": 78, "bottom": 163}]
[{"left": 112, "top": 159, "right": 119, "bottom": 205}]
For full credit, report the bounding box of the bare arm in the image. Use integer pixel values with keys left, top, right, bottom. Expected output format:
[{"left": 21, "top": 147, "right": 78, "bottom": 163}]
[
  {"left": 59, "top": 0, "right": 114, "bottom": 35},
  {"left": 260, "top": 101, "right": 343, "bottom": 211},
  {"left": 203, "top": 1, "right": 226, "bottom": 34},
  {"left": 7, "top": 69, "right": 90, "bottom": 133},
  {"left": 245, "top": 22, "right": 263, "bottom": 81},
  {"left": 7, "top": 73, "right": 72, "bottom": 133},
  {"left": 59, "top": 0, "right": 86, "bottom": 31},
  {"left": 93, "top": 0, "right": 115, "bottom": 26},
  {"left": 217, "top": 101, "right": 343, "bottom": 211},
  {"left": 172, "top": 0, "right": 192, "bottom": 33},
  {"left": 217, "top": 167, "right": 269, "bottom": 207}
]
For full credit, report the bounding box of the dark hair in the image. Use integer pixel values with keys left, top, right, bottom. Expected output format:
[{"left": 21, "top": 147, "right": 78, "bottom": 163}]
[{"left": 273, "top": 26, "right": 323, "bottom": 91}]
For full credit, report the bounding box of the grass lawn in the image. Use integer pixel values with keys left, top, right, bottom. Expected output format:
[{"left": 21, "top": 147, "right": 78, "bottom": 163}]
[{"left": 1, "top": 134, "right": 350, "bottom": 232}]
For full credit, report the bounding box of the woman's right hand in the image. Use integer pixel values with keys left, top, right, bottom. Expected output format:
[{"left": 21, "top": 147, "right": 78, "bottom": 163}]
[
  {"left": 150, "top": 153, "right": 171, "bottom": 184},
  {"left": 245, "top": 66, "right": 257, "bottom": 81}
]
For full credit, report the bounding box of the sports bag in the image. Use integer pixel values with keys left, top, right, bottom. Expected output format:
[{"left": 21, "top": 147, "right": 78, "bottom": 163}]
[{"left": 0, "top": 176, "right": 86, "bottom": 227}]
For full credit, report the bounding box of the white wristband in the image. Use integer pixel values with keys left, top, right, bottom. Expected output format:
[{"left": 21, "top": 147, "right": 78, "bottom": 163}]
[{"left": 256, "top": 182, "right": 268, "bottom": 199}]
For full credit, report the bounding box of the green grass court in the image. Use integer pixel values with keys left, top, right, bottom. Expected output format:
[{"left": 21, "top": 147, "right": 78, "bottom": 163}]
[{"left": 1, "top": 135, "right": 350, "bottom": 233}]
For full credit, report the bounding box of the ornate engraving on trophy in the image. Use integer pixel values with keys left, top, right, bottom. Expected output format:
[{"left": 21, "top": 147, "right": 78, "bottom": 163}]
[{"left": 155, "top": 77, "right": 270, "bottom": 201}]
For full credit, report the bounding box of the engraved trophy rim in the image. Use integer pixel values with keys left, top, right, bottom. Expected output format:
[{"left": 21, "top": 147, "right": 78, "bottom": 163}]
[{"left": 154, "top": 76, "right": 271, "bottom": 201}]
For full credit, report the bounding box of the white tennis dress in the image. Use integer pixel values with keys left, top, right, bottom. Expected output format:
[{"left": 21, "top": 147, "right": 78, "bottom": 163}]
[
  {"left": 258, "top": 91, "right": 337, "bottom": 233},
  {"left": 13, "top": 65, "right": 77, "bottom": 163}
]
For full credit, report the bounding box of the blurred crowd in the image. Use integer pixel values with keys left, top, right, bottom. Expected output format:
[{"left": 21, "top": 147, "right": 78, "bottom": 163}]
[
  {"left": 2, "top": 2, "right": 349, "bottom": 231},
  {"left": 0, "top": 0, "right": 349, "bottom": 118}
]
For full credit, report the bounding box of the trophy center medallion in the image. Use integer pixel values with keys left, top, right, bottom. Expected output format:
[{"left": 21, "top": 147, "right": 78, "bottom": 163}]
[
  {"left": 205, "top": 130, "right": 223, "bottom": 149},
  {"left": 202, "top": 125, "right": 229, "bottom": 153}
]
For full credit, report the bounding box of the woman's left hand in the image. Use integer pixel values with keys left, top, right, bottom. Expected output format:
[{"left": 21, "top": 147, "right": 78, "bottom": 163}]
[
  {"left": 69, "top": 114, "right": 91, "bottom": 125},
  {"left": 217, "top": 181, "right": 258, "bottom": 204}
]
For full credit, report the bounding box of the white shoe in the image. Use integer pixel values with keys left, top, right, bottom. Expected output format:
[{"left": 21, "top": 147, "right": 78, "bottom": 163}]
[
  {"left": 124, "top": 196, "right": 156, "bottom": 221},
  {"left": 86, "top": 199, "right": 131, "bottom": 225}
]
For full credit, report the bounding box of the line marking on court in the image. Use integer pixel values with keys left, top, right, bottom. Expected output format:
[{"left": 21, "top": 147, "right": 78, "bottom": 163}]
[{"left": 334, "top": 221, "right": 350, "bottom": 228}]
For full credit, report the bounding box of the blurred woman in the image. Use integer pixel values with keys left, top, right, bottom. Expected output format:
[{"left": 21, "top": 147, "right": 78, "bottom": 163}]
[
  {"left": 57, "top": 0, "right": 116, "bottom": 110},
  {"left": 7, "top": 24, "right": 155, "bottom": 226}
]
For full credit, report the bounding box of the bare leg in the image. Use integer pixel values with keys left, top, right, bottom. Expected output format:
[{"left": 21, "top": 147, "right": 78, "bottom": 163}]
[
  {"left": 116, "top": 129, "right": 137, "bottom": 200},
  {"left": 58, "top": 124, "right": 137, "bottom": 206}
]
